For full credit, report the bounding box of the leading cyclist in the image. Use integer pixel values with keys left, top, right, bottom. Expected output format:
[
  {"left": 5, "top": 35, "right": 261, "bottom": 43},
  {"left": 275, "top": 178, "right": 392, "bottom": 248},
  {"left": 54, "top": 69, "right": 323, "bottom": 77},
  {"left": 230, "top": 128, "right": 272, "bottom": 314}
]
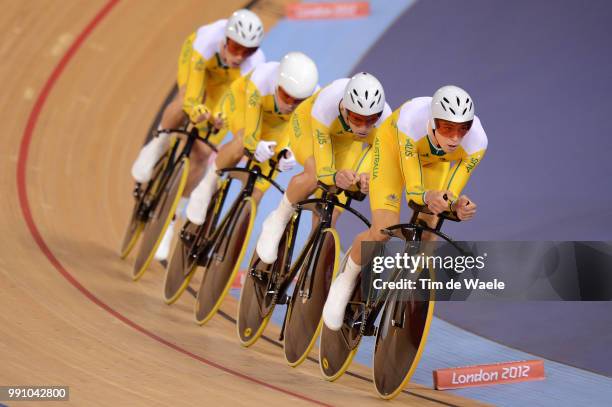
[{"left": 323, "top": 85, "right": 488, "bottom": 330}]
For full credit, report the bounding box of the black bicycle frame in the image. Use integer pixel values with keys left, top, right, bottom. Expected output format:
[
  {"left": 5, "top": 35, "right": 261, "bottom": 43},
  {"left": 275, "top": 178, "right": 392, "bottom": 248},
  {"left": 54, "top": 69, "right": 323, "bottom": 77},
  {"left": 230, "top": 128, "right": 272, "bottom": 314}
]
[{"left": 275, "top": 185, "right": 370, "bottom": 341}]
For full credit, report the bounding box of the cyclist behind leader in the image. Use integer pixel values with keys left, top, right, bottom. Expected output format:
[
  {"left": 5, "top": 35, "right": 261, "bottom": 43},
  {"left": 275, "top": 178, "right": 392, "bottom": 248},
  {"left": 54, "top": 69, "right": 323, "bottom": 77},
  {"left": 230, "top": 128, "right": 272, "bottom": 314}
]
[
  {"left": 322, "top": 85, "right": 488, "bottom": 331},
  {"left": 129, "top": 9, "right": 266, "bottom": 261},
  {"left": 183, "top": 52, "right": 319, "bottom": 224},
  {"left": 254, "top": 72, "right": 393, "bottom": 266}
]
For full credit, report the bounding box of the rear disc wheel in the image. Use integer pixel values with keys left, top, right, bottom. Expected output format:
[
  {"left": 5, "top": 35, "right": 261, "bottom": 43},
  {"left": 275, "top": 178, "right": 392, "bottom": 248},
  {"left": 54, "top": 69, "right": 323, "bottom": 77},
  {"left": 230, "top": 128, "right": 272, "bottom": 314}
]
[
  {"left": 237, "top": 225, "right": 291, "bottom": 347},
  {"left": 284, "top": 228, "right": 340, "bottom": 367},
  {"left": 372, "top": 267, "right": 435, "bottom": 399},
  {"left": 194, "top": 197, "right": 256, "bottom": 324}
]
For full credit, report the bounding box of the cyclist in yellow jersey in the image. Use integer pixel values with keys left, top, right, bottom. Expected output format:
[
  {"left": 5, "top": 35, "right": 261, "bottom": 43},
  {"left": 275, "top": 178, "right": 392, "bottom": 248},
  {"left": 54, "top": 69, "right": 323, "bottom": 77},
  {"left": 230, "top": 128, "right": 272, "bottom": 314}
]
[
  {"left": 184, "top": 52, "right": 320, "bottom": 224},
  {"left": 323, "top": 85, "right": 488, "bottom": 330},
  {"left": 255, "top": 72, "right": 392, "bottom": 265},
  {"left": 130, "top": 9, "right": 266, "bottom": 261}
]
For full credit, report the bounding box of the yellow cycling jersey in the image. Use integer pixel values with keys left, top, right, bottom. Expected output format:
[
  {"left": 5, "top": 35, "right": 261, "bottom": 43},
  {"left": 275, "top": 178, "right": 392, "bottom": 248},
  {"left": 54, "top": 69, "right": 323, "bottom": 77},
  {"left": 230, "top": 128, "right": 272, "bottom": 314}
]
[
  {"left": 217, "top": 61, "right": 291, "bottom": 151},
  {"left": 178, "top": 19, "right": 265, "bottom": 127},
  {"left": 371, "top": 97, "right": 487, "bottom": 213},
  {"left": 289, "top": 78, "right": 392, "bottom": 185}
]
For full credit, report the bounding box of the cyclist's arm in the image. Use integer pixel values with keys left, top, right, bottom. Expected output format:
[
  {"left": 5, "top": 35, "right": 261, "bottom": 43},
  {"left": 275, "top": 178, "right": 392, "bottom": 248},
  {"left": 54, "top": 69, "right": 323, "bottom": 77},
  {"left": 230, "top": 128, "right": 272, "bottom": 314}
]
[
  {"left": 182, "top": 51, "right": 208, "bottom": 121},
  {"left": 398, "top": 129, "right": 427, "bottom": 205},
  {"left": 214, "top": 76, "right": 246, "bottom": 136},
  {"left": 242, "top": 79, "right": 264, "bottom": 152},
  {"left": 311, "top": 118, "right": 335, "bottom": 185},
  {"left": 444, "top": 149, "right": 486, "bottom": 199}
]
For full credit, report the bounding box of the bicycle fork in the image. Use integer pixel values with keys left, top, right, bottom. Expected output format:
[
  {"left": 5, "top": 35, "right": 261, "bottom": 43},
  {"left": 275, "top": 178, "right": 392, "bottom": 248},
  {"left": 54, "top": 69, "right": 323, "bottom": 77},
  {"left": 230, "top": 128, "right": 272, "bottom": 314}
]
[{"left": 298, "top": 200, "right": 334, "bottom": 300}]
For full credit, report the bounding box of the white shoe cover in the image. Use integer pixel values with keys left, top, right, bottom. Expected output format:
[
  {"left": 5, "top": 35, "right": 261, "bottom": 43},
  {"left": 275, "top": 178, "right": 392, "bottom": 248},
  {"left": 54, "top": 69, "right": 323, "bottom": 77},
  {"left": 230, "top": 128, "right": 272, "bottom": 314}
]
[
  {"left": 323, "top": 271, "right": 359, "bottom": 331},
  {"left": 255, "top": 212, "right": 289, "bottom": 264},
  {"left": 131, "top": 137, "right": 168, "bottom": 183}
]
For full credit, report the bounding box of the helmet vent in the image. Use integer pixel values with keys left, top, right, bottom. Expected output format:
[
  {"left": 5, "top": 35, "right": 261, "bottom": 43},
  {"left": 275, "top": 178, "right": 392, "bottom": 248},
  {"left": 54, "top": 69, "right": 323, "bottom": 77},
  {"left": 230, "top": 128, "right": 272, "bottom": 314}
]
[
  {"left": 440, "top": 101, "right": 447, "bottom": 111},
  {"left": 357, "top": 101, "right": 363, "bottom": 108},
  {"left": 456, "top": 96, "right": 460, "bottom": 106},
  {"left": 365, "top": 90, "right": 369, "bottom": 100},
  {"left": 449, "top": 107, "right": 456, "bottom": 115},
  {"left": 443, "top": 97, "right": 450, "bottom": 104}
]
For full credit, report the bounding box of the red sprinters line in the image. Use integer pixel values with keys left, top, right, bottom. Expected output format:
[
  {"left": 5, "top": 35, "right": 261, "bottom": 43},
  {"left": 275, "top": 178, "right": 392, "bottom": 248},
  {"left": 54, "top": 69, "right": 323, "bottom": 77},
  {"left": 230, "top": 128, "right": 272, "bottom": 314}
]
[{"left": 15, "top": 2, "right": 330, "bottom": 405}]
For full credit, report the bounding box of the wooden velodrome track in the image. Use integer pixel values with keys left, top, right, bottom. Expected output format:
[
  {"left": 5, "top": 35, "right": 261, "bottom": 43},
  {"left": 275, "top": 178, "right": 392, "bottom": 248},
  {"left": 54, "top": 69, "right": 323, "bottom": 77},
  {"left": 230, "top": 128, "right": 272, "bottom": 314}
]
[{"left": 1, "top": 1, "right": 488, "bottom": 405}]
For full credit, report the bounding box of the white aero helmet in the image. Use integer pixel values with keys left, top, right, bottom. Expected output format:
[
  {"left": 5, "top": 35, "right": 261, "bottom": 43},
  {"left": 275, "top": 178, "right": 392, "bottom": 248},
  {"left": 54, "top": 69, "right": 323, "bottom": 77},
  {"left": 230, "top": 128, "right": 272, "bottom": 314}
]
[
  {"left": 431, "top": 85, "right": 474, "bottom": 128},
  {"left": 277, "top": 52, "right": 319, "bottom": 99},
  {"left": 343, "top": 72, "right": 386, "bottom": 116},
  {"left": 225, "top": 9, "right": 264, "bottom": 48}
]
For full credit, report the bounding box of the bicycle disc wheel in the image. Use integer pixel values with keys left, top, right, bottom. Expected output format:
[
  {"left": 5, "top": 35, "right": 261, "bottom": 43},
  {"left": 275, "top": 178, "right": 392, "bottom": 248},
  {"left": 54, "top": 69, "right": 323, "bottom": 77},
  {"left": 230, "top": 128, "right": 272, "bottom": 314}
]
[
  {"left": 132, "top": 157, "right": 189, "bottom": 281},
  {"left": 119, "top": 206, "right": 145, "bottom": 260},
  {"left": 194, "top": 197, "right": 256, "bottom": 325},
  {"left": 372, "top": 267, "right": 435, "bottom": 400},
  {"left": 163, "top": 184, "right": 226, "bottom": 304},
  {"left": 237, "top": 223, "right": 292, "bottom": 347},
  {"left": 119, "top": 150, "right": 170, "bottom": 259},
  {"left": 284, "top": 228, "right": 340, "bottom": 367},
  {"left": 318, "top": 248, "right": 363, "bottom": 381}
]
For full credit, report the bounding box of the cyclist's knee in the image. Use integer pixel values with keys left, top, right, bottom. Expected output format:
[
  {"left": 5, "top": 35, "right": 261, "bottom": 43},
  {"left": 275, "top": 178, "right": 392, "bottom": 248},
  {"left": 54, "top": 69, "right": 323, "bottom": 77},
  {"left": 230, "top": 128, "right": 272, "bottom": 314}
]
[
  {"left": 302, "top": 157, "right": 318, "bottom": 189},
  {"left": 229, "top": 138, "right": 245, "bottom": 161},
  {"left": 302, "top": 170, "right": 318, "bottom": 191},
  {"left": 252, "top": 188, "right": 264, "bottom": 204},
  {"left": 368, "top": 227, "right": 390, "bottom": 242},
  {"left": 419, "top": 213, "right": 437, "bottom": 228},
  {"left": 191, "top": 143, "right": 212, "bottom": 166}
]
